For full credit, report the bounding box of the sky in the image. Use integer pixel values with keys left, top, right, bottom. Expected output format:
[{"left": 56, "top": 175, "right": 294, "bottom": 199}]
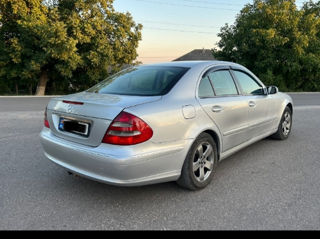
[{"left": 113, "top": 0, "right": 307, "bottom": 64}]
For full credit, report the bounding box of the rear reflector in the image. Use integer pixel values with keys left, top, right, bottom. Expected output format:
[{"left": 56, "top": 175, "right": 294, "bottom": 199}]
[
  {"left": 62, "top": 100, "right": 84, "bottom": 105},
  {"left": 102, "top": 111, "right": 153, "bottom": 145},
  {"left": 44, "top": 107, "right": 50, "bottom": 128},
  {"left": 44, "top": 119, "right": 50, "bottom": 128}
]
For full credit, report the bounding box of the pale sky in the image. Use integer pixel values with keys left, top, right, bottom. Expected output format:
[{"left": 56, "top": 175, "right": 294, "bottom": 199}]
[{"left": 113, "top": 0, "right": 307, "bottom": 64}]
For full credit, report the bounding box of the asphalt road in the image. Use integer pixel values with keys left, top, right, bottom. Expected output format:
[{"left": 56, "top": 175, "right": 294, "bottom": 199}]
[{"left": 1, "top": 94, "right": 320, "bottom": 230}]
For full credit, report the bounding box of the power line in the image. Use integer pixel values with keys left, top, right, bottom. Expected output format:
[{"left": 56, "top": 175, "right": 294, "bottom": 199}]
[
  {"left": 179, "top": 0, "right": 317, "bottom": 6},
  {"left": 178, "top": 0, "right": 247, "bottom": 7},
  {"left": 133, "top": 0, "right": 309, "bottom": 10},
  {"left": 133, "top": 0, "right": 314, "bottom": 11},
  {"left": 143, "top": 26, "right": 217, "bottom": 34},
  {"left": 139, "top": 20, "right": 222, "bottom": 29},
  {"left": 131, "top": 0, "right": 239, "bottom": 12},
  {"left": 130, "top": 0, "right": 313, "bottom": 13}
]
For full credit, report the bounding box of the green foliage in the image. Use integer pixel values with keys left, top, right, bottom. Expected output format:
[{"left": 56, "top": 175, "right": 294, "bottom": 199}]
[
  {"left": 213, "top": 0, "right": 320, "bottom": 92},
  {"left": 0, "top": 0, "right": 142, "bottom": 95}
]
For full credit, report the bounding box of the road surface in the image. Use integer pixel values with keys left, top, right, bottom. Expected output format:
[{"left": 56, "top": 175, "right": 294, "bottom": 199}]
[{"left": 0, "top": 93, "right": 320, "bottom": 230}]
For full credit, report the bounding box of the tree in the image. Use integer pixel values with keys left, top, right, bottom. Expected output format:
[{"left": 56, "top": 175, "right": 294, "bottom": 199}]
[
  {"left": 299, "top": 1, "right": 320, "bottom": 91},
  {"left": 0, "top": 0, "right": 142, "bottom": 95},
  {"left": 213, "top": 0, "right": 320, "bottom": 92}
]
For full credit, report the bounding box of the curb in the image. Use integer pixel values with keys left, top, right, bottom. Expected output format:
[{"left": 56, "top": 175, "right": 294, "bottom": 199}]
[
  {"left": 287, "top": 92, "right": 320, "bottom": 94},
  {"left": 0, "top": 96, "right": 61, "bottom": 98}
]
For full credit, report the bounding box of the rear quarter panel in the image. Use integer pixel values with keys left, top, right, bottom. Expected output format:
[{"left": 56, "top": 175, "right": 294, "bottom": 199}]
[{"left": 125, "top": 95, "right": 223, "bottom": 165}]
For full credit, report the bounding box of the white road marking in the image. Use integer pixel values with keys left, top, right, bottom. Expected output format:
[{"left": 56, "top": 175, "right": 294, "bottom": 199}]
[
  {"left": 0, "top": 111, "right": 43, "bottom": 119},
  {"left": 294, "top": 106, "right": 320, "bottom": 110}
]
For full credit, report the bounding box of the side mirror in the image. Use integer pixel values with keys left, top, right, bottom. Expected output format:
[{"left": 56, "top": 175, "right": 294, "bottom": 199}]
[
  {"left": 262, "top": 88, "right": 268, "bottom": 95},
  {"left": 267, "top": 86, "right": 279, "bottom": 95}
]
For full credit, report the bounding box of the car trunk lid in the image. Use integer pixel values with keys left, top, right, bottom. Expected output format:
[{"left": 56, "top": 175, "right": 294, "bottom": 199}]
[{"left": 46, "top": 92, "right": 161, "bottom": 147}]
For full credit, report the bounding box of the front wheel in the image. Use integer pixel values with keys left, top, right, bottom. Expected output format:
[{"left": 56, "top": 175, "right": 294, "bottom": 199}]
[
  {"left": 177, "top": 133, "right": 218, "bottom": 191},
  {"left": 271, "top": 106, "right": 293, "bottom": 140}
]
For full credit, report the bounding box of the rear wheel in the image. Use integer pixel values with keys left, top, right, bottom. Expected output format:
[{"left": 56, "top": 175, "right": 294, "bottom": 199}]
[
  {"left": 271, "top": 106, "right": 292, "bottom": 140},
  {"left": 177, "top": 133, "right": 218, "bottom": 191}
]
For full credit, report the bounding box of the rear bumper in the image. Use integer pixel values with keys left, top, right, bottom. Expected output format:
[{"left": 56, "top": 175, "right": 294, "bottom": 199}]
[{"left": 40, "top": 128, "right": 189, "bottom": 186}]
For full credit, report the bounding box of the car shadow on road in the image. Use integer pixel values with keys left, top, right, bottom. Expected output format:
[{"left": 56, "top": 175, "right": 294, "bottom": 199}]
[{"left": 44, "top": 134, "right": 292, "bottom": 201}]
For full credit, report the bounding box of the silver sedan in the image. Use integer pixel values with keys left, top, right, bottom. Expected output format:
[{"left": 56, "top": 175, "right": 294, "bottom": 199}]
[{"left": 40, "top": 61, "right": 293, "bottom": 190}]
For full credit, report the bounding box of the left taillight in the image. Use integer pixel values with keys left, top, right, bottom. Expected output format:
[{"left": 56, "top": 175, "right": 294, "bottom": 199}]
[
  {"left": 102, "top": 111, "right": 153, "bottom": 145},
  {"left": 44, "top": 107, "right": 50, "bottom": 128}
]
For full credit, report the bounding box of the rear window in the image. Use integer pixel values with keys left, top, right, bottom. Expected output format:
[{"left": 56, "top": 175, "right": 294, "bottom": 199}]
[{"left": 87, "top": 66, "right": 190, "bottom": 96}]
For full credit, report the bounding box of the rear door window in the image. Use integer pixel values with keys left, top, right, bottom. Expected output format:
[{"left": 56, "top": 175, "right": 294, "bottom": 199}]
[
  {"left": 208, "top": 70, "right": 238, "bottom": 96},
  {"left": 198, "top": 76, "right": 215, "bottom": 98}
]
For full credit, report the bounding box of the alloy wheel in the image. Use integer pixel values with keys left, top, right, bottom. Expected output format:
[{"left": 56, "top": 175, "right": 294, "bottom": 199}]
[
  {"left": 282, "top": 112, "right": 292, "bottom": 136},
  {"left": 193, "top": 142, "right": 214, "bottom": 183}
]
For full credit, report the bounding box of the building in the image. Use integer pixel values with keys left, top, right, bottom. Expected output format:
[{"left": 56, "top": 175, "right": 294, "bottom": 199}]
[{"left": 173, "top": 49, "right": 215, "bottom": 61}]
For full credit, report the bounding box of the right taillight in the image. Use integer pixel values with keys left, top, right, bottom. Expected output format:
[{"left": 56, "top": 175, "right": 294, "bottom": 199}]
[
  {"left": 102, "top": 111, "right": 153, "bottom": 145},
  {"left": 44, "top": 107, "right": 50, "bottom": 128}
]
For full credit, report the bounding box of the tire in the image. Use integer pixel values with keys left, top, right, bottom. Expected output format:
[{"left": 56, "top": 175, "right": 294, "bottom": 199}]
[
  {"left": 271, "top": 106, "right": 292, "bottom": 140},
  {"left": 177, "top": 133, "right": 218, "bottom": 191}
]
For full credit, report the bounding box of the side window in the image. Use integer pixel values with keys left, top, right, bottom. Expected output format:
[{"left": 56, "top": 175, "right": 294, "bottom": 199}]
[
  {"left": 208, "top": 70, "right": 238, "bottom": 96},
  {"left": 198, "top": 76, "right": 215, "bottom": 98},
  {"left": 233, "top": 71, "right": 263, "bottom": 95}
]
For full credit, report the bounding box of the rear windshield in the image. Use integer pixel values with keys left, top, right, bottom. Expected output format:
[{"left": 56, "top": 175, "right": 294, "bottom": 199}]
[{"left": 87, "top": 66, "right": 190, "bottom": 96}]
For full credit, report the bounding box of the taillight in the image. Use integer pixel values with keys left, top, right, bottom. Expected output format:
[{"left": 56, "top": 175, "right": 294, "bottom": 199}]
[
  {"left": 44, "top": 107, "right": 50, "bottom": 128},
  {"left": 102, "top": 112, "right": 153, "bottom": 145}
]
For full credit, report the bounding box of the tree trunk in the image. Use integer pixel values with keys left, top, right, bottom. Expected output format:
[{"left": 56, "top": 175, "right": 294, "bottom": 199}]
[
  {"left": 29, "top": 83, "right": 33, "bottom": 95},
  {"left": 35, "top": 70, "right": 48, "bottom": 96},
  {"left": 15, "top": 82, "right": 19, "bottom": 95}
]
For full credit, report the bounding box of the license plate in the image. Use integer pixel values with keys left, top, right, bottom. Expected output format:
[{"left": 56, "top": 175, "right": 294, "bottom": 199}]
[{"left": 58, "top": 117, "right": 90, "bottom": 137}]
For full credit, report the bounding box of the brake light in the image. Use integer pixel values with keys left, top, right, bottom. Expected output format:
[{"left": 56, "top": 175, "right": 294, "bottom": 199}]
[
  {"left": 62, "top": 100, "right": 84, "bottom": 105},
  {"left": 102, "top": 112, "right": 153, "bottom": 145},
  {"left": 44, "top": 107, "right": 50, "bottom": 128}
]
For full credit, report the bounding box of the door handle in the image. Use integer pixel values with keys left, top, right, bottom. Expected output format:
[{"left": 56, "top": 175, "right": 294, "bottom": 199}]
[
  {"left": 249, "top": 101, "right": 256, "bottom": 108},
  {"left": 212, "top": 105, "right": 223, "bottom": 113}
]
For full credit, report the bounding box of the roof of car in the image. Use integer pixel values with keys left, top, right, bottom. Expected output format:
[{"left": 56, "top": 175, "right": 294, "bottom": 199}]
[{"left": 142, "top": 60, "right": 241, "bottom": 69}]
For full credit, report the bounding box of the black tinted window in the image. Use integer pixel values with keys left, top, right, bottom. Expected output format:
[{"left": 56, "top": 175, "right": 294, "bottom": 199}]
[
  {"left": 87, "top": 66, "right": 189, "bottom": 96},
  {"left": 199, "top": 76, "right": 215, "bottom": 98},
  {"left": 233, "top": 71, "right": 263, "bottom": 95},
  {"left": 208, "top": 70, "right": 238, "bottom": 96}
]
